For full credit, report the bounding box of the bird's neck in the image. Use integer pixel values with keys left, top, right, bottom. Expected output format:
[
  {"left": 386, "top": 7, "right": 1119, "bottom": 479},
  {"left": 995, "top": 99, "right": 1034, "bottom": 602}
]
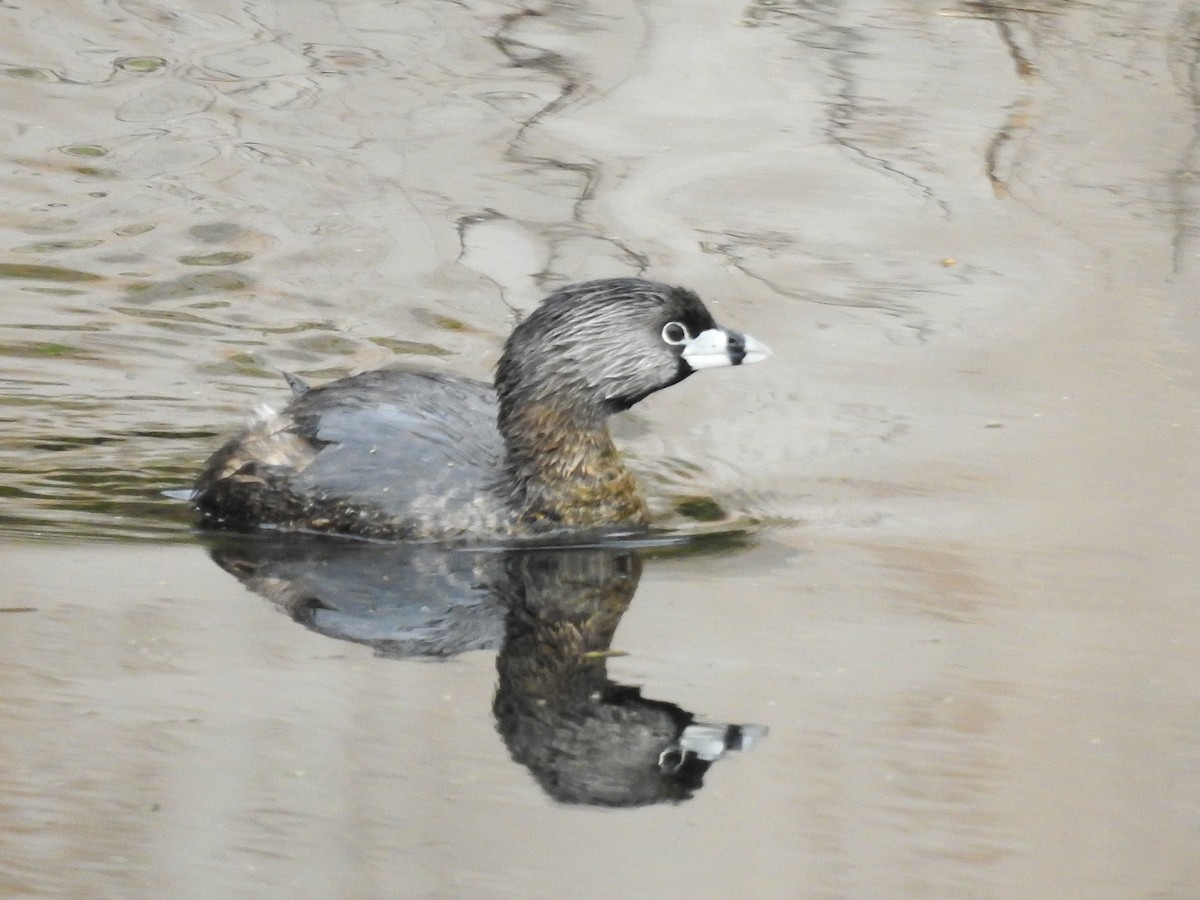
[{"left": 498, "top": 402, "right": 650, "bottom": 532}]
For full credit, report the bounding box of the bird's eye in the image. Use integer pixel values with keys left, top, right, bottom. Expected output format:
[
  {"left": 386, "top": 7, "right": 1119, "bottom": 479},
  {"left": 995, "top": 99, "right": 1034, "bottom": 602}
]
[{"left": 661, "top": 321, "right": 690, "bottom": 345}]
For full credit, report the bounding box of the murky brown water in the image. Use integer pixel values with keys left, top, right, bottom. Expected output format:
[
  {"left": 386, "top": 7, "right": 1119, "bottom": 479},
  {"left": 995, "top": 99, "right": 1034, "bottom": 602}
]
[{"left": 4, "top": 0, "right": 1200, "bottom": 897}]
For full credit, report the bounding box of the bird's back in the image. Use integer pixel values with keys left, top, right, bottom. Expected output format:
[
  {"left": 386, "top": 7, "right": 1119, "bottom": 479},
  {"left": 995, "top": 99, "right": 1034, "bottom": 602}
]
[{"left": 194, "top": 369, "right": 512, "bottom": 539}]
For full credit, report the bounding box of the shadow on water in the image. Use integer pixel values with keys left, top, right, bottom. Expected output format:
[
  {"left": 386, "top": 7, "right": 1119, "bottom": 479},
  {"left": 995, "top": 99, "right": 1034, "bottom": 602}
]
[{"left": 204, "top": 530, "right": 767, "bottom": 808}]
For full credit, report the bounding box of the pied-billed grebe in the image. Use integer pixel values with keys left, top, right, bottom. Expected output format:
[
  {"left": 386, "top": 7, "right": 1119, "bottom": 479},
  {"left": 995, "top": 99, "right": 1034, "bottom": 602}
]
[{"left": 194, "top": 278, "right": 769, "bottom": 540}]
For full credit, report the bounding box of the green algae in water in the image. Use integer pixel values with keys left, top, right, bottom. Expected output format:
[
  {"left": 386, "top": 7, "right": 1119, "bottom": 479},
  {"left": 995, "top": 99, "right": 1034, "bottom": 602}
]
[
  {"left": 369, "top": 337, "right": 450, "bottom": 356},
  {"left": 0, "top": 457, "right": 203, "bottom": 543},
  {"left": 410, "top": 312, "right": 484, "bottom": 336},
  {"left": 0, "top": 341, "right": 92, "bottom": 359},
  {"left": 59, "top": 144, "right": 108, "bottom": 158},
  {"left": 207, "top": 353, "right": 274, "bottom": 379},
  {"left": 116, "top": 56, "right": 168, "bottom": 73},
  {"left": 0, "top": 263, "right": 101, "bottom": 282},
  {"left": 112, "top": 306, "right": 216, "bottom": 326},
  {"left": 13, "top": 239, "right": 104, "bottom": 254},
  {"left": 181, "top": 271, "right": 249, "bottom": 290},
  {"left": 125, "top": 271, "right": 251, "bottom": 302},
  {"left": 178, "top": 251, "right": 253, "bottom": 267},
  {"left": 188, "top": 223, "right": 245, "bottom": 243},
  {"left": 261, "top": 320, "right": 335, "bottom": 335},
  {"left": 293, "top": 334, "right": 361, "bottom": 355},
  {"left": 413, "top": 309, "right": 476, "bottom": 332},
  {"left": 3, "top": 67, "right": 58, "bottom": 81}
]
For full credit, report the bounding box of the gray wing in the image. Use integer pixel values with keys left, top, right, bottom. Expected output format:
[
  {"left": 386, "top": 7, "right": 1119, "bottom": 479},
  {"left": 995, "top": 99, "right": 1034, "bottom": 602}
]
[{"left": 288, "top": 369, "right": 511, "bottom": 531}]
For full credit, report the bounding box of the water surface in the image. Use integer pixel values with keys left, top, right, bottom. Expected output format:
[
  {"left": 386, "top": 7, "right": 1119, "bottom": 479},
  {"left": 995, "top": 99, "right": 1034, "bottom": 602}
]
[{"left": 3, "top": 1, "right": 1200, "bottom": 897}]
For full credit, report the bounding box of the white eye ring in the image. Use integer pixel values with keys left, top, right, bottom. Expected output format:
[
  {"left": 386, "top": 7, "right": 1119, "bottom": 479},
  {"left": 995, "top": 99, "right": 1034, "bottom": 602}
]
[{"left": 661, "top": 321, "right": 690, "bottom": 345}]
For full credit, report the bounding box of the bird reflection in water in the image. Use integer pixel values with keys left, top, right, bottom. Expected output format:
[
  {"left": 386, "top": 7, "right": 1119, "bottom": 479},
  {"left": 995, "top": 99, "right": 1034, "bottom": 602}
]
[{"left": 207, "top": 534, "right": 766, "bottom": 807}]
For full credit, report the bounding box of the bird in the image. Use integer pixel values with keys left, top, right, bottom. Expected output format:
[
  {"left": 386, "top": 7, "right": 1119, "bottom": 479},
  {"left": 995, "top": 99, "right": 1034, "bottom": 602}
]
[{"left": 193, "top": 277, "right": 769, "bottom": 541}]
